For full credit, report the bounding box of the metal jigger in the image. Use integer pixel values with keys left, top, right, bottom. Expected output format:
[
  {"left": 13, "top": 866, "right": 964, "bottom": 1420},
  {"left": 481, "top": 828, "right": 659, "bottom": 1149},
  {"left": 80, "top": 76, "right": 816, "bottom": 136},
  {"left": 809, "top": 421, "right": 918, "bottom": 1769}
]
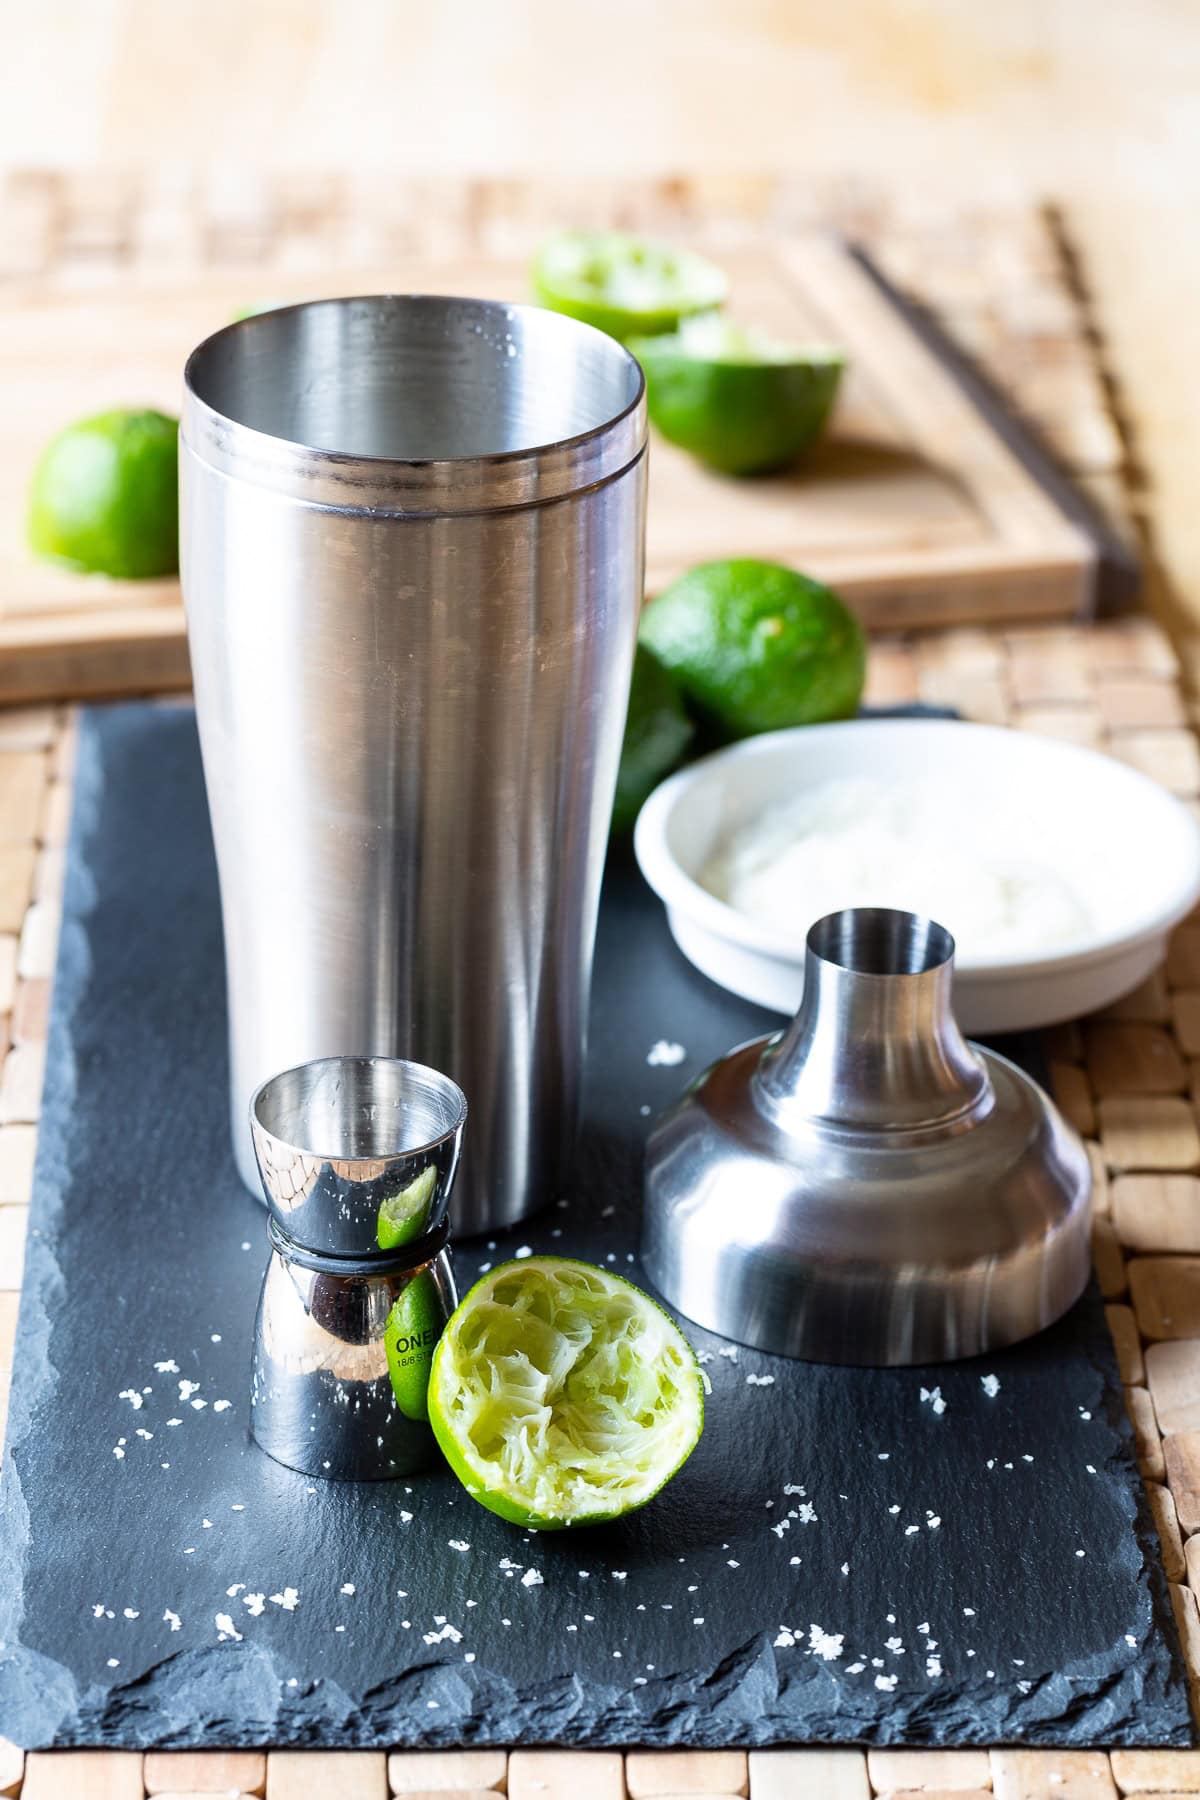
[
  {"left": 642, "top": 908, "right": 1092, "bottom": 1366},
  {"left": 249, "top": 1056, "right": 465, "bottom": 1479}
]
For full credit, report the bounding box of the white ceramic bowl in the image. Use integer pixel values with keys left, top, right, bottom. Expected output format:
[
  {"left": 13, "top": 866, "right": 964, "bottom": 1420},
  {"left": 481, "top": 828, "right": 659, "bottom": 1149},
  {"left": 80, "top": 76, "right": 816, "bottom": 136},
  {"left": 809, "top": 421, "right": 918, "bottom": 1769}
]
[{"left": 634, "top": 718, "right": 1200, "bottom": 1034}]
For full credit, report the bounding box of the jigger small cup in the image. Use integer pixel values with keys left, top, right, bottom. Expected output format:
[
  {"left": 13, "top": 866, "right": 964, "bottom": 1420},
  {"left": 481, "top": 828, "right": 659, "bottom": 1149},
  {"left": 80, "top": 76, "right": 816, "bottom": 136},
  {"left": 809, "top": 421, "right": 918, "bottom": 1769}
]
[
  {"left": 250, "top": 1055, "right": 467, "bottom": 1259},
  {"left": 248, "top": 1055, "right": 467, "bottom": 1480}
]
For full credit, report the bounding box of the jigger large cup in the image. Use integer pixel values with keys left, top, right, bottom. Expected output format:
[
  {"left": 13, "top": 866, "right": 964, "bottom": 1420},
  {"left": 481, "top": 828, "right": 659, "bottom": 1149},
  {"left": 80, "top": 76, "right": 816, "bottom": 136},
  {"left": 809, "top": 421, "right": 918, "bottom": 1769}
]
[{"left": 181, "top": 296, "right": 647, "bottom": 1233}]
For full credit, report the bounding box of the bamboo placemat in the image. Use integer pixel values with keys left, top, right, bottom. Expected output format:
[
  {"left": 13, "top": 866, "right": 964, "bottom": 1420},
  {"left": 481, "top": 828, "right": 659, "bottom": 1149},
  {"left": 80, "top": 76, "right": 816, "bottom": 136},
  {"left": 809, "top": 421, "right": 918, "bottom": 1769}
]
[{"left": 0, "top": 176, "right": 1196, "bottom": 1796}]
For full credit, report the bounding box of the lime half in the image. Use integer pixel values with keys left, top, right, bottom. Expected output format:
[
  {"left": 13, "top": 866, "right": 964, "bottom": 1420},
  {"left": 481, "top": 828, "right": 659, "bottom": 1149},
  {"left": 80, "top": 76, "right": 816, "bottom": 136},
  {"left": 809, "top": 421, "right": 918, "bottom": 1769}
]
[
  {"left": 428, "top": 1256, "right": 704, "bottom": 1530},
  {"left": 632, "top": 315, "right": 845, "bottom": 475},
  {"left": 376, "top": 1163, "right": 438, "bottom": 1251},
  {"left": 532, "top": 231, "right": 728, "bottom": 343}
]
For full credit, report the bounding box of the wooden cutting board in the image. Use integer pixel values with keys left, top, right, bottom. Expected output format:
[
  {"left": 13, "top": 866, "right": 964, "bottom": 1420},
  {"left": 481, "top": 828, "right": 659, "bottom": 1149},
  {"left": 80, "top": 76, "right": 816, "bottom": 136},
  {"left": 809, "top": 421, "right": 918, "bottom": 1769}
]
[{"left": 0, "top": 235, "right": 1097, "bottom": 702}]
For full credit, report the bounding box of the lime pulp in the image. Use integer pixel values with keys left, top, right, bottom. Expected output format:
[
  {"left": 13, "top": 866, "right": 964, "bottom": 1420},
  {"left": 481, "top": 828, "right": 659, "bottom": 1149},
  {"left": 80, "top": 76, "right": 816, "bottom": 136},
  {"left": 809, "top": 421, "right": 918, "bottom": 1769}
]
[
  {"left": 532, "top": 231, "right": 729, "bottom": 343},
  {"left": 428, "top": 1256, "right": 704, "bottom": 1530}
]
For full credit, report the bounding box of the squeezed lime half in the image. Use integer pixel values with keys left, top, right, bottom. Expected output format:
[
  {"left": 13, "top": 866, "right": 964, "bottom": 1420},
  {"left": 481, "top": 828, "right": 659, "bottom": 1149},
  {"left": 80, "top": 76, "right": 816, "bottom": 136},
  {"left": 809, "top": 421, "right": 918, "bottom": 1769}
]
[
  {"left": 376, "top": 1164, "right": 438, "bottom": 1251},
  {"left": 428, "top": 1256, "right": 704, "bottom": 1530},
  {"left": 532, "top": 231, "right": 728, "bottom": 342},
  {"left": 631, "top": 314, "right": 845, "bottom": 475}
]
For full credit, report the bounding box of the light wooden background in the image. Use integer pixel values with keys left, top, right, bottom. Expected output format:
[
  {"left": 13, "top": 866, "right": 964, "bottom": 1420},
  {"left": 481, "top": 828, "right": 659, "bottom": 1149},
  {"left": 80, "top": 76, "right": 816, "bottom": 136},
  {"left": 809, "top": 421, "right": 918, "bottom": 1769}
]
[{"left": 1, "top": 0, "right": 1199, "bottom": 657}]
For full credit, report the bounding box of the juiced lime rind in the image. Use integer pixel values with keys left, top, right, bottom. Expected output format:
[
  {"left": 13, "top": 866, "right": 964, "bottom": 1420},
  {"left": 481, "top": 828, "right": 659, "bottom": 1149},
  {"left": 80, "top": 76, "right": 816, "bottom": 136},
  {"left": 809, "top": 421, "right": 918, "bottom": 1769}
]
[
  {"left": 376, "top": 1162, "right": 438, "bottom": 1250},
  {"left": 631, "top": 320, "right": 846, "bottom": 475},
  {"left": 29, "top": 408, "right": 179, "bottom": 579},
  {"left": 532, "top": 231, "right": 729, "bottom": 343},
  {"left": 428, "top": 1255, "right": 704, "bottom": 1531}
]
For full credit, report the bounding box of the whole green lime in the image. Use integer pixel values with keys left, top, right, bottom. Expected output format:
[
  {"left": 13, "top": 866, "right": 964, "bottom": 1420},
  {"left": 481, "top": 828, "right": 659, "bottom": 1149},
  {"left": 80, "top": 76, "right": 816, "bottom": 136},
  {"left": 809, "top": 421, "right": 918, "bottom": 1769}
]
[
  {"left": 29, "top": 409, "right": 179, "bottom": 579},
  {"left": 384, "top": 1268, "right": 446, "bottom": 1422},
  {"left": 532, "top": 231, "right": 728, "bottom": 343},
  {"left": 631, "top": 315, "right": 845, "bottom": 475},
  {"left": 639, "top": 559, "right": 866, "bottom": 739},
  {"left": 612, "top": 645, "right": 694, "bottom": 835}
]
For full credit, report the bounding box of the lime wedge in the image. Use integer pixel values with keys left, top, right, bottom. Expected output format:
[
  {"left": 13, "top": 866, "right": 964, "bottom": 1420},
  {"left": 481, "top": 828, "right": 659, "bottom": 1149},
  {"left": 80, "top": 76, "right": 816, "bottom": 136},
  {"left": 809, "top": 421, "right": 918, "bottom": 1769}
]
[
  {"left": 376, "top": 1163, "right": 438, "bottom": 1251},
  {"left": 428, "top": 1255, "right": 704, "bottom": 1530},
  {"left": 384, "top": 1267, "right": 445, "bottom": 1421},
  {"left": 631, "top": 315, "right": 845, "bottom": 475},
  {"left": 532, "top": 231, "right": 728, "bottom": 343}
]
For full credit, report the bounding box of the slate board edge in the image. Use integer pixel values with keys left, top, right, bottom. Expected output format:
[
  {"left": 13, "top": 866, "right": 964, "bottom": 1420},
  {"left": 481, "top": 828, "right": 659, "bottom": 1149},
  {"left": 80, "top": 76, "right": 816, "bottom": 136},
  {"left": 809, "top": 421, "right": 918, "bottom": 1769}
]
[{"left": 0, "top": 703, "right": 1191, "bottom": 1750}]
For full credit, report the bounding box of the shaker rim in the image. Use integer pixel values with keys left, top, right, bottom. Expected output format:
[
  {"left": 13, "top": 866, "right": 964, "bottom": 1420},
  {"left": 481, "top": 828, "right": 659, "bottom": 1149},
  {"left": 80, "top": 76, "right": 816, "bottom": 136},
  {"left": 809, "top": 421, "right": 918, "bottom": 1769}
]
[
  {"left": 250, "top": 1053, "right": 468, "bottom": 1165},
  {"left": 182, "top": 293, "right": 647, "bottom": 513}
]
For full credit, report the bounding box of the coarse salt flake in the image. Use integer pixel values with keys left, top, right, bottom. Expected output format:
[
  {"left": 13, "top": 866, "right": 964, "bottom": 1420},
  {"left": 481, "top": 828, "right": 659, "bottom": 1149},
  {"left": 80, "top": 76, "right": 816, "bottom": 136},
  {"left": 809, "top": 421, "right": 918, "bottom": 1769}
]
[{"left": 808, "top": 1624, "right": 843, "bottom": 1660}]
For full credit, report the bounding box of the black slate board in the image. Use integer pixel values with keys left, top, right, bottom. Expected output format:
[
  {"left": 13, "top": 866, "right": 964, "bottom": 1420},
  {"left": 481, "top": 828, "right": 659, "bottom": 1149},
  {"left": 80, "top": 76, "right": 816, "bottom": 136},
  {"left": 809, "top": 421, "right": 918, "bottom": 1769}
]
[{"left": 0, "top": 704, "right": 1190, "bottom": 1750}]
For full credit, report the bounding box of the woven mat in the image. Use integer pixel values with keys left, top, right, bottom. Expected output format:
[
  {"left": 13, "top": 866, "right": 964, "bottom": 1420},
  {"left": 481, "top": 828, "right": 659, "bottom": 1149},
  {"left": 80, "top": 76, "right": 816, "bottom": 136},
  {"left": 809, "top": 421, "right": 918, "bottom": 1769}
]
[{"left": 0, "top": 176, "right": 1197, "bottom": 1796}]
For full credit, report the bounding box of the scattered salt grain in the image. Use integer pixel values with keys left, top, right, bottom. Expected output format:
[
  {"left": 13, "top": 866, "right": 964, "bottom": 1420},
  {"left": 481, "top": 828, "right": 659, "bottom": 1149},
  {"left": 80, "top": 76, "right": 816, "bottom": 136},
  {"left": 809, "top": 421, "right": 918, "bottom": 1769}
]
[
  {"left": 164, "top": 1610, "right": 180, "bottom": 1632},
  {"left": 118, "top": 1389, "right": 144, "bottom": 1409},
  {"left": 423, "top": 1620, "right": 464, "bottom": 1645},
  {"left": 647, "top": 1040, "right": 686, "bottom": 1067},
  {"left": 521, "top": 1568, "right": 544, "bottom": 1587},
  {"left": 215, "top": 1612, "right": 242, "bottom": 1642},
  {"left": 919, "top": 1385, "right": 947, "bottom": 1415},
  {"left": 808, "top": 1624, "right": 843, "bottom": 1660},
  {"left": 981, "top": 1373, "right": 1001, "bottom": 1397}
]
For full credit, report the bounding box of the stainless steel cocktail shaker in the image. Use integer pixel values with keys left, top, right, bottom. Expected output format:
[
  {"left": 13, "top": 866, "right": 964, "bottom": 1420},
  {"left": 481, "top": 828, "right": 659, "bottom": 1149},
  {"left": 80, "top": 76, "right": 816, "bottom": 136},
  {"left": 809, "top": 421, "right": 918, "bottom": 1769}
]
[
  {"left": 249, "top": 1055, "right": 465, "bottom": 1480},
  {"left": 643, "top": 908, "right": 1092, "bottom": 1365},
  {"left": 181, "top": 296, "right": 647, "bottom": 1234}
]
